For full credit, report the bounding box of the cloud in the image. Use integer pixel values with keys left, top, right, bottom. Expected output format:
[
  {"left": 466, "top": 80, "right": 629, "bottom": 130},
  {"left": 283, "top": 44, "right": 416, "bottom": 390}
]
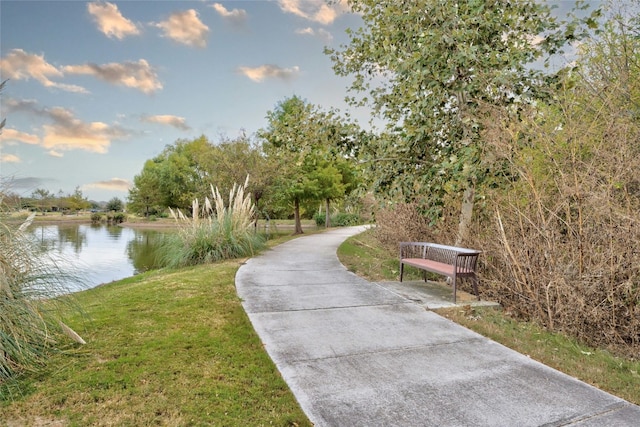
[
  {"left": 278, "top": 0, "right": 347, "bottom": 25},
  {"left": 0, "top": 49, "right": 88, "bottom": 93},
  {"left": 0, "top": 128, "right": 40, "bottom": 145},
  {"left": 154, "top": 10, "right": 209, "bottom": 48},
  {"left": 41, "top": 107, "right": 126, "bottom": 154},
  {"left": 82, "top": 178, "right": 131, "bottom": 191},
  {"left": 4, "top": 99, "right": 128, "bottom": 154},
  {"left": 48, "top": 150, "right": 64, "bottom": 158},
  {"left": 4, "top": 98, "right": 43, "bottom": 114},
  {"left": 237, "top": 64, "right": 300, "bottom": 82},
  {"left": 295, "top": 27, "right": 333, "bottom": 42},
  {"left": 84, "top": 178, "right": 131, "bottom": 192},
  {"left": 1, "top": 177, "right": 48, "bottom": 192},
  {"left": 0, "top": 153, "right": 21, "bottom": 163},
  {"left": 211, "top": 3, "right": 247, "bottom": 26},
  {"left": 87, "top": 1, "right": 140, "bottom": 40},
  {"left": 63, "top": 59, "right": 162, "bottom": 94},
  {"left": 141, "top": 114, "right": 191, "bottom": 131}
]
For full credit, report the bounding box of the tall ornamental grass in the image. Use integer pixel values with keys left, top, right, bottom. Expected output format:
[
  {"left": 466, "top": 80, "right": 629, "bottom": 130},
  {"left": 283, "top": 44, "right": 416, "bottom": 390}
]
[
  {"left": 158, "top": 178, "right": 265, "bottom": 268},
  {"left": 0, "top": 212, "right": 82, "bottom": 392}
]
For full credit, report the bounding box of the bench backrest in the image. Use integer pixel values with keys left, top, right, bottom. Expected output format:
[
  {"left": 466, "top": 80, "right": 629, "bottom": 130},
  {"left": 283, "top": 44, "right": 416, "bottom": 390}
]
[{"left": 400, "top": 242, "right": 480, "bottom": 273}]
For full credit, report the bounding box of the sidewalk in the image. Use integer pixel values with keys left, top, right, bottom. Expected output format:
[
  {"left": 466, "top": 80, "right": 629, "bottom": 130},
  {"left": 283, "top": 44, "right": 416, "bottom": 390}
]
[{"left": 235, "top": 226, "right": 640, "bottom": 426}]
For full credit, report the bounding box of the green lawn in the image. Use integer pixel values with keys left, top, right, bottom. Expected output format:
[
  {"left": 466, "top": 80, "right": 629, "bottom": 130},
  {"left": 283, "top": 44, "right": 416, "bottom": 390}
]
[{"left": 1, "top": 262, "right": 311, "bottom": 426}]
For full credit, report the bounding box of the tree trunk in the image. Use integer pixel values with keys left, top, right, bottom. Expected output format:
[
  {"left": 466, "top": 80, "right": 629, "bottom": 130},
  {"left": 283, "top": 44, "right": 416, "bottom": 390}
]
[
  {"left": 455, "top": 181, "right": 475, "bottom": 247},
  {"left": 293, "top": 198, "right": 304, "bottom": 234},
  {"left": 325, "top": 199, "right": 331, "bottom": 228}
]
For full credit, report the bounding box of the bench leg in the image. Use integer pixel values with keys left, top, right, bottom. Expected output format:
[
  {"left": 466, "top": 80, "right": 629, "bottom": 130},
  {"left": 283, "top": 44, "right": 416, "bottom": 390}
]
[
  {"left": 472, "top": 276, "right": 480, "bottom": 300},
  {"left": 399, "top": 263, "right": 404, "bottom": 282},
  {"left": 452, "top": 277, "right": 457, "bottom": 304}
]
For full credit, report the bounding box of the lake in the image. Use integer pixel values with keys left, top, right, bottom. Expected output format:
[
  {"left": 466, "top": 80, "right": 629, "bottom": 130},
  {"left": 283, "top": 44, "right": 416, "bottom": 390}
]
[{"left": 30, "top": 223, "right": 170, "bottom": 294}]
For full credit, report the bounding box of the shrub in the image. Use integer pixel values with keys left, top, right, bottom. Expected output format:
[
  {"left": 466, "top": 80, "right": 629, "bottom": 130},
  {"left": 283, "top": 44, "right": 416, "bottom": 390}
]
[
  {"left": 332, "top": 213, "right": 361, "bottom": 227},
  {"left": 314, "top": 212, "right": 362, "bottom": 227},
  {"left": 157, "top": 178, "right": 265, "bottom": 268},
  {"left": 112, "top": 213, "right": 126, "bottom": 224},
  {"left": 313, "top": 212, "right": 325, "bottom": 227},
  {"left": 0, "top": 213, "right": 82, "bottom": 391},
  {"left": 373, "top": 203, "right": 435, "bottom": 253},
  {"left": 90, "top": 213, "right": 103, "bottom": 224}
]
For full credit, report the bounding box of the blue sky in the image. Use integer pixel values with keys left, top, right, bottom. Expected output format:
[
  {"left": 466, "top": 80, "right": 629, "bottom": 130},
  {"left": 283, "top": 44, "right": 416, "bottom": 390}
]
[{"left": 0, "top": 0, "right": 366, "bottom": 202}]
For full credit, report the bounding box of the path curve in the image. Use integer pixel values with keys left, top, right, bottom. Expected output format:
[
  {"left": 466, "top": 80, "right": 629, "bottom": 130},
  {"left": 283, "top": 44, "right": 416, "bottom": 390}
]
[{"left": 236, "top": 226, "right": 640, "bottom": 426}]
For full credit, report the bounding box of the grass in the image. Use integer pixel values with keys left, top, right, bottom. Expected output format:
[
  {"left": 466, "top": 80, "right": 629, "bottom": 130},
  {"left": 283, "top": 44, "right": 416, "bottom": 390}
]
[
  {"left": 6, "top": 224, "right": 636, "bottom": 424},
  {"left": 1, "top": 260, "right": 311, "bottom": 426},
  {"left": 337, "top": 228, "right": 640, "bottom": 406}
]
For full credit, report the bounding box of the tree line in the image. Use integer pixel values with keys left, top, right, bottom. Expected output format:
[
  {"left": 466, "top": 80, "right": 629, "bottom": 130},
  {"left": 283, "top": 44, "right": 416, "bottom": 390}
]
[
  {"left": 127, "top": 96, "right": 362, "bottom": 233},
  {"left": 4, "top": 187, "right": 124, "bottom": 215}
]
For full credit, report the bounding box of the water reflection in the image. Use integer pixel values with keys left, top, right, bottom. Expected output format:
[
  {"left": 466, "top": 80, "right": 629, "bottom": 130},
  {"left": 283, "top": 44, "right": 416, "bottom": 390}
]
[{"left": 28, "top": 223, "right": 169, "bottom": 294}]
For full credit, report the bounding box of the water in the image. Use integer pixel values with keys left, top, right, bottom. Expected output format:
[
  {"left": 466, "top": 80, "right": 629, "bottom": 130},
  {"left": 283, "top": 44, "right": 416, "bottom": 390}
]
[{"left": 30, "top": 223, "right": 169, "bottom": 294}]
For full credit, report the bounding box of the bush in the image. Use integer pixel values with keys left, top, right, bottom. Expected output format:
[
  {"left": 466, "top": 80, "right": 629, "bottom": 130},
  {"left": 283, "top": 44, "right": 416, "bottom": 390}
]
[
  {"left": 112, "top": 212, "right": 126, "bottom": 224},
  {"left": 157, "top": 179, "right": 265, "bottom": 268},
  {"left": 332, "top": 213, "right": 361, "bottom": 226},
  {"left": 90, "top": 213, "right": 103, "bottom": 224},
  {"left": 314, "top": 212, "right": 362, "bottom": 227},
  {"left": 313, "top": 212, "right": 325, "bottom": 226},
  {"left": 373, "top": 203, "right": 435, "bottom": 253}
]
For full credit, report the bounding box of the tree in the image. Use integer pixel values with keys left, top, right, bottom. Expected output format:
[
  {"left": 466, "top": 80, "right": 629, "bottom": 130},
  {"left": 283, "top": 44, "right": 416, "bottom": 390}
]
[
  {"left": 31, "top": 188, "right": 53, "bottom": 215},
  {"left": 127, "top": 134, "right": 277, "bottom": 218},
  {"left": 206, "top": 134, "right": 277, "bottom": 221},
  {"left": 105, "top": 197, "right": 124, "bottom": 212},
  {"left": 128, "top": 159, "right": 164, "bottom": 216},
  {"left": 260, "top": 96, "right": 356, "bottom": 233},
  {"left": 65, "top": 187, "right": 90, "bottom": 213},
  {"left": 327, "top": 0, "right": 599, "bottom": 244}
]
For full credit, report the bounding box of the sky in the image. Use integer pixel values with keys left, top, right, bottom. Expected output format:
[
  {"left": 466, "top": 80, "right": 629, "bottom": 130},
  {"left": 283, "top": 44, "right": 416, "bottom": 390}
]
[{"left": 0, "top": 0, "right": 367, "bottom": 202}]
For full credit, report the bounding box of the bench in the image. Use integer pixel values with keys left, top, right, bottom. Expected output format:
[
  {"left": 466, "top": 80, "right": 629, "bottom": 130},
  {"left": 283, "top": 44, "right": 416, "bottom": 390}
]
[{"left": 399, "top": 242, "right": 481, "bottom": 303}]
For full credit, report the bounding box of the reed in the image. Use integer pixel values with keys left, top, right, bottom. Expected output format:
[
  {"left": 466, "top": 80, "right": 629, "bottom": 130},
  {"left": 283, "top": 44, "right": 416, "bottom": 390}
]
[
  {"left": 158, "top": 177, "right": 265, "bottom": 268},
  {"left": 0, "top": 210, "right": 81, "bottom": 393}
]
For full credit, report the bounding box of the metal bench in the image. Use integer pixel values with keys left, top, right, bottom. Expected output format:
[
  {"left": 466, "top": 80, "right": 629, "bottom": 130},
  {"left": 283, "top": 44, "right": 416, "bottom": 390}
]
[{"left": 400, "top": 242, "right": 481, "bottom": 303}]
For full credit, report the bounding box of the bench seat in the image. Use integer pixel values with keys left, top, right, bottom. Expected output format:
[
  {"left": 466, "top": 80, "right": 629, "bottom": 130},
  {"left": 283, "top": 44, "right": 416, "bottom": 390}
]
[
  {"left": 399, "top": 242, "right": 481, "bottom": 303},
  {"left": 401, "top": 258, "right": 475, "bottom": 277}
]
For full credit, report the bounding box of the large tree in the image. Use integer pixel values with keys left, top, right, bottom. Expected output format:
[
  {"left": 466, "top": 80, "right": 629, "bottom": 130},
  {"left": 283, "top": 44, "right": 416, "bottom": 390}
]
[
  {"left": 327, "top": 0, "right": 598, "bottom": 244},
  {"left": 127, "top": 159, "right": 165, "bottom": 216},
  {"left": 260, "top": 96, "right": 356, "bottom": 233}
]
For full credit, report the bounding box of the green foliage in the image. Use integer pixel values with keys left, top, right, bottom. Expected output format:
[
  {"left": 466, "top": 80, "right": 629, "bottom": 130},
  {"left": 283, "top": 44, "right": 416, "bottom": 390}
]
[
  {"left": 107, "top": 212, "right": 126, "bottom": 224},
  {"left": 105, "top": 197, "right": 124, "bottom": 212},
  {"left": 127, "top": 135, "right": 277, "bottom": 218},
  {"left": 260, "top": 96, "right": 359, "bottom": 233},
  {"left": 326, "top": 0, "right": 599, "bottom": 224},
  {"left": 315, "top": 212, "right": 362, "bottom": 227},
  {"left": 127, "top": 159, "right": 164, "bottom": 216},
  {"left": 64, "top": 187, "right": 91, "bottom": 213},
  {"left": 90, "top": 213, "right": 102, "bottom": 223},
  {"left": 332, "top": 212, "right": 361, "bottom": 226}
]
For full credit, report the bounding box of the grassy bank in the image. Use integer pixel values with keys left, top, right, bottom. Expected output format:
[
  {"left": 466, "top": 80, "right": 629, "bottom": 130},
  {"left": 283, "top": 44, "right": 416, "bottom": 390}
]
[
  {"left": 337, "top": 228, "right": 640, "bottom": 406},
  {"left": 1, "top": 260, "right": 311, "bottom": 426}
]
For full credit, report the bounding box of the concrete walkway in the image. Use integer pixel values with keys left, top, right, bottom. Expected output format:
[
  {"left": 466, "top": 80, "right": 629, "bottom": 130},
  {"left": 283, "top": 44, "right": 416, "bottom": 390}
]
[{"left": 235, "top": 226, "right": 640, "bottom": 426}]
